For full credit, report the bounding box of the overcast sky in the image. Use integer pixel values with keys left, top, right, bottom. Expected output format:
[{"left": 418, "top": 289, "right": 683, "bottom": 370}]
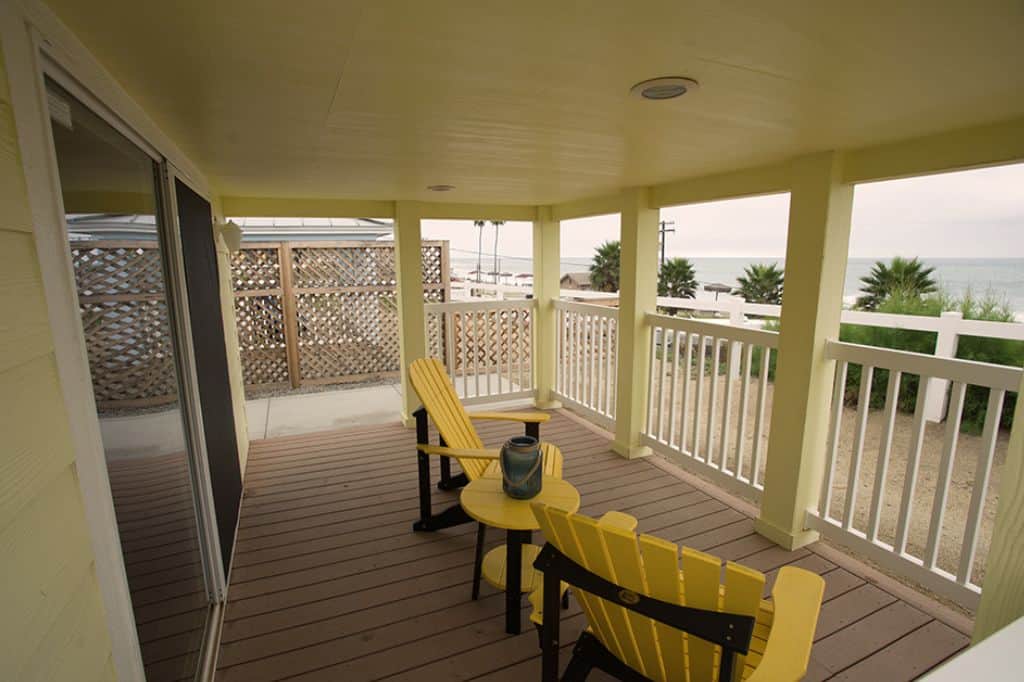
[{"left": 422, "top": 162, "right": 1024, "bottom": 261}]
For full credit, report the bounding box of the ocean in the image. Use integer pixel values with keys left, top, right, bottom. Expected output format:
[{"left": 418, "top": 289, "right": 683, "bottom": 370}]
[{"left": 450, "top": 256, "right": 1024, "bottom": 313}]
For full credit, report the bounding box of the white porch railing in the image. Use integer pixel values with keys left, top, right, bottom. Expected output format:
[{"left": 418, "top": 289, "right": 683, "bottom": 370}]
[
  {"left": 641, "top": 313, "right": 778, "bottom": 500},
  {"left": 552, "top": 300, "right": 619, "bottom": 430},
  {"left": 425, "top": 299, "right": 536, "bottom": 405},
  {"left": 807, "top": 340, "right": 1022, "bottom": 610}
]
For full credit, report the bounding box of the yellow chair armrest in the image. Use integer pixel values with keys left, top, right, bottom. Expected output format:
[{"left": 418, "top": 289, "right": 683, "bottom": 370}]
[
  {"left": 598, "top": 511, "right": 639, "bottom": 532},
  {"left": 417, "top": 444, "right": 500, "bottom": 459},
  {"left": 745, "top": 566, "right": 824, "bottom": 682},
  {"left": 467, "top": 411, "right": 551, "bottom": 424}
]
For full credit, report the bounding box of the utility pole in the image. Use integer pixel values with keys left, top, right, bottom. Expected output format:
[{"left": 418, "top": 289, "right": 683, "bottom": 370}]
[{"left": 658, "top": 220, "right": 675, "bottom": 267}]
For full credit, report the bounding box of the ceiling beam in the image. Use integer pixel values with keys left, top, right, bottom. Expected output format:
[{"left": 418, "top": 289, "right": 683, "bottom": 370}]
[
  {"left": 650, "top": 161, "right": 792, "bottom": 208},
  {"left": 551, "top": 193, "right": 622, "bottom": 222},
  {"left": 842, "top": 116, "right": 1024, "bottom": 184},
  {"left": 220, "top": 196, "right": 395, "bottom": 218}
]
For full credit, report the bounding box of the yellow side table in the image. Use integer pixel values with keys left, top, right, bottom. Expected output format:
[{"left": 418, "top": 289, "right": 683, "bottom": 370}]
[{"left": 461, "top": 473, "right": 580, "bottom": 634}]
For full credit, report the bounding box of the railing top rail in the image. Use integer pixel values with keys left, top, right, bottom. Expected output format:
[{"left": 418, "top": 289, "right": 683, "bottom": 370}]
[
  {"left": 646, "top": 312, "right": 779, "bottom": 348},
  {"left": 826, "top": 339, "right": 1023, "bottom": 391},
  {"left": 425, "top": 298, "right": 536, "bottom": 313},
  {"left": 553, "top": 299, "right": 620, "bottom": 316}
]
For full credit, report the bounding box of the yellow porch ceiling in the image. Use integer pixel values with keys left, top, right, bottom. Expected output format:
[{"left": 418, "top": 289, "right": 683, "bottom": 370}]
[{"left": 43, "top": 0, "right": 1024, "bottom": 205}]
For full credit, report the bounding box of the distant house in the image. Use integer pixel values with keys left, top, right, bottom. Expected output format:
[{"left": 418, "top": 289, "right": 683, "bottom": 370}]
[{"left": 560, "top": 271, "right": 592, "bottom": 290}]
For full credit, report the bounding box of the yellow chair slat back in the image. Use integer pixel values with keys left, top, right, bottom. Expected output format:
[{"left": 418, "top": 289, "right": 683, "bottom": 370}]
[
  {"left": 601, "top": 524, "right": 664, "bottom": 680},
  {"left": 638, "top": 535, "right": 687, "bottom": 682},
  {"left": 533, "top": 503, "right": 769, "bottom": 682},
  {"left": 534, "top": 504, "right": 625, "bottom": 662},
  {"left": 409, "top": 358, "right": 490, "bottom": 480}
]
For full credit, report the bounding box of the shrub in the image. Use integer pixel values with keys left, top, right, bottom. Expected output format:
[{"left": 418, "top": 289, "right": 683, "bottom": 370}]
[{"left": 839, "top": 290, "right": 1020, "bottom": 433}]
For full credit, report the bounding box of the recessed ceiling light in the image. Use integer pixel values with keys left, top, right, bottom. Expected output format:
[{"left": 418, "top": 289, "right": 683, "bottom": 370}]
[
  {"left": 630, "top": 77, "right": 700, "bottom": 100},
  {"left": 426, "top": 184, "right": 455, "bottom": 192}
]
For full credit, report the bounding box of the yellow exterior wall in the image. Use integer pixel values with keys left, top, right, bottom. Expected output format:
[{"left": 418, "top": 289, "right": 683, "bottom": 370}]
[
  {"left": 0, "top": 45, "right": 115, "bottom": 681},
  {"left": 211, "top": 198, "right": 250, "bottom": 472}
]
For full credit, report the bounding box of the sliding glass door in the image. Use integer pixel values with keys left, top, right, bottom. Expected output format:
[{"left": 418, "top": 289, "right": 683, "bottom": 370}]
[{"left": 46, "top": 79, "right": 215, "bottom": 682}]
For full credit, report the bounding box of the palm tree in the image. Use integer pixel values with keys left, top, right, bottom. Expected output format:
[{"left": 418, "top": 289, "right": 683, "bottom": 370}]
[
  {"left": 473, "top": 220, "right": 486, "bottom": 282},
  {"left": 491, "top": 220, "right": 504, "bottom": 284},
  {"left": 589, "top": 240, "right": 620, "bottom": 292},
  {"left": 658, "top": 257, "right": 698, "bottom": 298},
  {"left": 856, "top": 256, "right": 937, "bottom": 310},
  {"left": 734, "top": 263, "right": 784, "bottom": 304}
]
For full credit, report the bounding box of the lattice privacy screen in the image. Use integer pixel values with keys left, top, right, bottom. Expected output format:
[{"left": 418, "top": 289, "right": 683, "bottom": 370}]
[
  {"left": 72, "top": 240, "right": 449, "bottom": 406},
  {"left": 232, "top": 241, "right": 449, "bottom": 389},
  {"left": 71, "top": 242, "right": 180, "bottom": 408}
]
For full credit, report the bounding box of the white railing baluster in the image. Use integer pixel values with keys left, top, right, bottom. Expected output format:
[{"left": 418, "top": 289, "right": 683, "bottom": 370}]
[
  {"left": 646, "top": 325, "right": 659, "bottom": 435},
  {"left": 820, "top": 360, "right": 849, "bottom": 519},
  {"left": 924, "top": 381, "right": 967, "bottom": 571},
  {"left": 445, "top": 311, "right": 456, "bottom": 379},
  {"left": 693, "top": 335, "right": 706, "bottom": 461},
  {"left": 705, "top": 338, "right": 721, "bottom": 468},
  {"left": 588, "top": 314, "right": 597, "bottom": 408},
  {"left": 668, "top": 330, "right": 681, "bottom": 448},
  {"left": 751, "top": 347, "right": 770, "bottom": 489},
  {"left": 655, "top": 327, "right": 667, "bottom": 440},
  {"left": 521, "top": 308, "right": 529, "bottom": 390},
  {"left": 867, "top": 370, "right": 902, "bottom": 542},
  {"left": 576, "top": 310, "right": 584, "bottom": 404},
  {"left": 680, "top": 333, "right": 693, "bottom": 454},
  {"left": 596, "top": 317, "right": 606, "bottom": 415},
  {"left": 491, "top": 310, "right": 500, "bottom": 396},
  {"left": 958, "top": 388, "right": 1006, "bottom": 585},
  {"left": 735, "top": 343, "right": 753, "bottom": 482},
  {"left": 894, "top": 377, "right": 930, "bottom": 555},
  {"left": 720, "top": 340, "right": 738, "bottom": 474},
  {"left": 843, "top": 365, "right": 874, "bottom": 531},
  {"left": 459, "top": 311, "right": 469, "bottom": 397}
]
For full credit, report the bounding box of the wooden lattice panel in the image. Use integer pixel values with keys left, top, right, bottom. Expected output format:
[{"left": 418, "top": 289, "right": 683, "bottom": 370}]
[
  {"left": 72, "top": 240, "right": 450, "bottom": 405},
  {"left": 72, "top": 242, "right": 165, "bottom": 297},
  {"left": 70, "top": 242, "right": 179, "bottom": 408},
  {"left": 80, "top": 299, "right": 179, "bottom": 406},
  {"left": 231, "top": 247, "right": 281, "bottom": 291},
  {"left": 234, "top": 294, "right": 290, "bottom": 386},
  {"left": 445, "top": 307, "right": 533, "bottom": 375}
]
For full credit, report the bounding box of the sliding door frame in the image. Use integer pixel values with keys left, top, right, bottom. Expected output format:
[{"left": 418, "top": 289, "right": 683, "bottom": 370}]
[{"left": 0, "top": 3, "right": 226, "bottom": 679}]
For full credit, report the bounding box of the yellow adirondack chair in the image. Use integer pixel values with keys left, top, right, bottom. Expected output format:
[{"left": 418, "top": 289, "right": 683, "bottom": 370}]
[
  {"left": 408, "top": 358, "right": 565, "bottom": 598},
  {"left": 531, "top": 503, "right": 825, "bottom": 682}
]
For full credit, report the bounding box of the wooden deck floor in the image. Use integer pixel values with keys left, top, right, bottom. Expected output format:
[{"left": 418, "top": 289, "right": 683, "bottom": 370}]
[{"left": 216, "top": 410, "right": 971, "bottom": 681}]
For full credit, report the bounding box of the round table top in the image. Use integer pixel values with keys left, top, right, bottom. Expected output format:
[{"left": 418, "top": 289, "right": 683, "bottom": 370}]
[{"left": 460, "top": 474, "right": 581, "bottom": 531}]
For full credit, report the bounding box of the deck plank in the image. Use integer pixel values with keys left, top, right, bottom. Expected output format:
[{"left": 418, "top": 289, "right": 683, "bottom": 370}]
[{"left": 216, "top": 410, "right": 971, "bottom": 681}]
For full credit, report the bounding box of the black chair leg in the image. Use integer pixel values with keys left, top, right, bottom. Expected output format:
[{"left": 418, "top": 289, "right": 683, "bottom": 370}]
[
  {"left": 472, "top": 522, "right": 486, "bottom": 600},
  {"left": 562, "top": 589, "right": 570, "bottom": 609}
]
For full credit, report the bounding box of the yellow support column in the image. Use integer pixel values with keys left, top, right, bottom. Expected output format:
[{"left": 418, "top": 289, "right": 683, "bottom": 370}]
[
  {"left": 533, "top": 206, "right": 562, "bottom": 409},
  {"left": 394, "top": 201, "right": 426, "bottom": 426},
  {"left": 755, "top": 152, "right": 854, "bottom": 549},
  {"left": 974, "top": 375, "right": 1024, "bottom": 643},
  {"left": 612, "top": 188, "right": 659, "bottom": 458}
]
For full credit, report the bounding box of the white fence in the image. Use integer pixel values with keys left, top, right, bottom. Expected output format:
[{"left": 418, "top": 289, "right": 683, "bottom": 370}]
[
  {"left": 640, "top": 314, "right": 778, "bottom": 500},
  {"left": 657, "top": 295, "right": 1024, "bottom": 423},
  {"left": 553, "top": 301, "right": 619, "bottom": 429},
  {"left": 425, "top": 299, "right": 536, "bottom": 405},
  {"left": 807, "top": 340, "right": 1022, "bottom": 609}
]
